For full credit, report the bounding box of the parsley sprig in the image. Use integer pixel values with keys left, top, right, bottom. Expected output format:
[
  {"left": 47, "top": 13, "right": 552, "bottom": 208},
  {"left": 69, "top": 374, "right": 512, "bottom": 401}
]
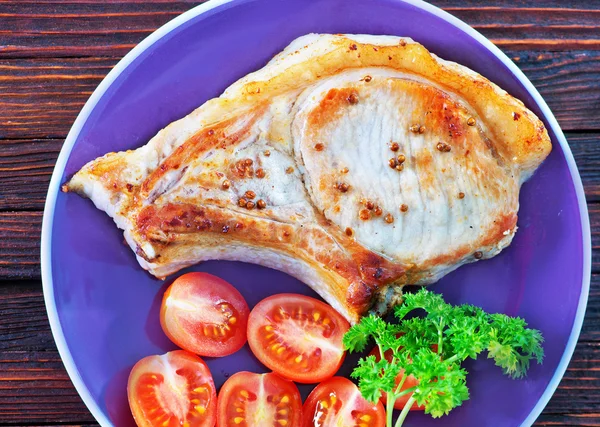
[{"left": 343, "top": 289, "right": 544, "bottom": 427}]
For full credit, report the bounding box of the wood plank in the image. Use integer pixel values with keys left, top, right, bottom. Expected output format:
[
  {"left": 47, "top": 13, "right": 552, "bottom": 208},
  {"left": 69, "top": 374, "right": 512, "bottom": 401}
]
[
  {"left": 0, "top": 1, "right": 205, "bottom": 58},
  {"left": 0, "top": 1, "right": 598, "bottom": 59},
  {"left": 0, "top": 282, "right": 54, "bottom": 351},
  {"left": 535, "top": 413, "right": 600, "bottom": 426},
  {"left": 513, "top": 52, "right": 600, "bottom": 131},
  {"left": 0, "top": 57, "right": 116, "bottom": 139},
  {"left": 0, "top": 212, "right": 41, "bottom": 280},
  {"left": 0, "top": 139, "right": 62, "bottom": 210},
  {"left": 0, "top": 280, "right": 598, "bottom": 424},
  {"left": 568, "top": 134, "right": 600, "bottom": 203},
  {"left": 441, "top": 4, "right": 600, "bottom": 51},
  {"left": 0, "top": 351, "right": 96, "bottom": 424},
  {"left": 0, "top": 51, "right": 598, "bottom": 142}
]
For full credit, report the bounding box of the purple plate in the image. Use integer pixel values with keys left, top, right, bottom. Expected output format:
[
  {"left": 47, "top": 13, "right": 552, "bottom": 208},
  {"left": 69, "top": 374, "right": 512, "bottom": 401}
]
[{"left": 41, "top": 0, "right": 591, "bottom": 426}]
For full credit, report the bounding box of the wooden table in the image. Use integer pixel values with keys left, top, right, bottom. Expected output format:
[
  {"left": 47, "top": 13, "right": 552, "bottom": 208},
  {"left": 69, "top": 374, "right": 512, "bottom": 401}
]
[{"left": 1, "top": 1, "right": 598, "bottom": 425}]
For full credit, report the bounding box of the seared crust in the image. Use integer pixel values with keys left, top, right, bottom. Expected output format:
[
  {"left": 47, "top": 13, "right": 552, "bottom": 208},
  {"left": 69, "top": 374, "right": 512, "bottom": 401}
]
[{"left": 65, "top": 34, "right": 551, "bottom": 323}]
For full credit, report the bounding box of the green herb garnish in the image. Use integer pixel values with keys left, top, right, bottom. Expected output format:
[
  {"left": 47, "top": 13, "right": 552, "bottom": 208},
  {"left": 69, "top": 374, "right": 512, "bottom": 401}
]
[{"left": 343, "top": 288, "right": 544, "bottom": 427}]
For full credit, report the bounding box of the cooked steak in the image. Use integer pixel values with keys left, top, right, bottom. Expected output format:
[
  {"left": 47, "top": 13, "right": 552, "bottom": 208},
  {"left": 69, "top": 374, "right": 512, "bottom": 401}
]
[{"left": 65, "top": 34, "right": 551, "bottom": 323}]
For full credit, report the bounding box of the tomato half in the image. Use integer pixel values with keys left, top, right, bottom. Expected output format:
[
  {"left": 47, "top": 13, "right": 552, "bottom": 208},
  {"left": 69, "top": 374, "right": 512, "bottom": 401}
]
[
  {"left": 127, "top": 350, "right": 217, "bottom": 427},
  {"left": 160, "top": 272, "right": 250, "bottom": 357},
  {"left": 247, "top": 294, "right": 350, "bottom": 383},
  {"left": 302, "top": 377, "right": 385, "bottom": 427},
  {"left": 369, "top": 346, "right": 424, "bottom": 411},
  {"left": 217, "top": 371, "right": 302, "bottom": 427}
]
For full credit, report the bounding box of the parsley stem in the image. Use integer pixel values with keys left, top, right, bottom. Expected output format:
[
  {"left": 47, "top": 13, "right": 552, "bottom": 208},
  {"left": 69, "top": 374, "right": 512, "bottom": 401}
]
[
  {"left": 393, "top": 372, "right": 408, "bottom": 395},
  {"left": 394, "top": 396, "right": 417, "bottom": 427},
  {"left": 394, "top": 385, "right": 417, "bottom": 398},
  {"left": 386, "top": 391, "right": 395, "bottom": 427},
  {"left": 446, "top": 354, "right": 460, "bottom": 364},
  {"left": 437, "top": 319, "right": 444, "bottom": 356}
]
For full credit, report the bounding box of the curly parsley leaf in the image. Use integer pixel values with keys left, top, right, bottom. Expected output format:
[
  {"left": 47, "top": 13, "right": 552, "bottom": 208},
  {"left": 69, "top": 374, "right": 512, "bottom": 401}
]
[
  {"left": 344, "top": 288, "right": 545, "bottom": 427},
  {"left": 487, "top": 314, "right": 544, "bottom": 379}
]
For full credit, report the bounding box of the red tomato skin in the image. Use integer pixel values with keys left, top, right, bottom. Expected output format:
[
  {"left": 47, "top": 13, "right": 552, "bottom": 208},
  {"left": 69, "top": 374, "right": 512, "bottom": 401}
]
[
  {"left": 247, "top": 294, "right": 349, "bottom": 383},
  {"left": 160, "top": 272, "right": 249, "bottom": 357},
  {"left": 217, "top": 371, "right": 303, "bottom": 427},
  {"left": 302, "top": 376, "right": 385, "bottom": 427},
  {"left": 127, "top": 350, "right": 217, "bottom": 427}
]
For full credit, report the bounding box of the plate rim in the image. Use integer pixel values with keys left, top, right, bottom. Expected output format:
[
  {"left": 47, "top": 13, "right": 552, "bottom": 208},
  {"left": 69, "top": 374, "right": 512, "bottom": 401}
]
[{"left": 40, "top": 0, "right": 592, "bottom": 426}]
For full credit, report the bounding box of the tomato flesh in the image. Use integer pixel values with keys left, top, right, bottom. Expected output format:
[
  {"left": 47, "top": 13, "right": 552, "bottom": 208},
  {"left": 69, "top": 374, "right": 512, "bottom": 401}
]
[
  {"left": 160, "top": 272, "right": 249, "bottom": 357},
  {"left": 217, "top": 371, "right": 302, "bottom": 427},
  {"left": 369, "top": 347, "right": 424, "bottom": 411},
  {"left": 247, "top": 294, "right": 350, "bottom": 383},
  {"left": 303, "top": 377, "right": 385, "bottom": 427},
  {"left": 128, "top": 350, "right": 217, "bottom": 427}
]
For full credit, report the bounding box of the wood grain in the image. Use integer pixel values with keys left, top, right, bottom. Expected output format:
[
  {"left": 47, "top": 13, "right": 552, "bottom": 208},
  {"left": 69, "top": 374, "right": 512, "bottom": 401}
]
[
  {"left": 0, "top": 1, "right": 205, "bottom": 58},
  {"left": 0, "top": 58, "right": 116, "bottom": 139},
  {"left": 535, "top": 414, "right": 600, "bottom": 426},
  {"left": 0, "top": 139, "right": 62, "bottom": 210},
  {"left": 569, "top": 134, "right": 600, "bottom": 203},
  {"left": 0, "top": 351, "right": 96, "bottom": 424},
  {"left": 0, "top": 212, "right": 41, "bottom": 280},
  {"left": 0, "top": 1, "right": 598, "bottom": 59}
]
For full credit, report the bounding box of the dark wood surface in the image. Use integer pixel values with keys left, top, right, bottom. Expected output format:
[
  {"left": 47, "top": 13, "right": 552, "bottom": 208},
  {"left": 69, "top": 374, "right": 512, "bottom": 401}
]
[{"left": 0, "top": 0, "right": 598, "bottom": 425}]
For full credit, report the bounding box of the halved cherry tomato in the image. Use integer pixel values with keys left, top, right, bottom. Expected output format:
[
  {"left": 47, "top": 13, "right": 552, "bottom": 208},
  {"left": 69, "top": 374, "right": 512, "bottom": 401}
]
[
  {"left": 160, "top": 272, "right": 250, "bottom": 357},
  {"left": 369, "top": 346, "right": 424, "bottom": 411},
  {"left": 127, "top": 350, "right": 217, "bottom": 427},
  {"left": 217, "top": 371, "right": 302, "bottom": 427},
  {"left": 303, "top": 376, "right": 385, "bottom": 427},
  {"left": 247, "top": 294, "right": 350, "bottom": 383}
]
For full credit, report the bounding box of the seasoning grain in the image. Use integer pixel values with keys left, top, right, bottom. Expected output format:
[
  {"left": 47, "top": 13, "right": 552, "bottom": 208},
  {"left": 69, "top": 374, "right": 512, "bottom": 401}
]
[
  {"left": 336, "top": 182, "right": 350, "bottom": 193},
  {"left": 436, "top": 142, "right": 451, "bottom": 152}
]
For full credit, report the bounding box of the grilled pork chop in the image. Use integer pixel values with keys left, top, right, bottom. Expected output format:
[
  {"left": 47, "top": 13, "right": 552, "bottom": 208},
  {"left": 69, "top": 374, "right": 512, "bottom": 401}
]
[{"left": 65, "top": 34, "right": 551, "bottom": 323}]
